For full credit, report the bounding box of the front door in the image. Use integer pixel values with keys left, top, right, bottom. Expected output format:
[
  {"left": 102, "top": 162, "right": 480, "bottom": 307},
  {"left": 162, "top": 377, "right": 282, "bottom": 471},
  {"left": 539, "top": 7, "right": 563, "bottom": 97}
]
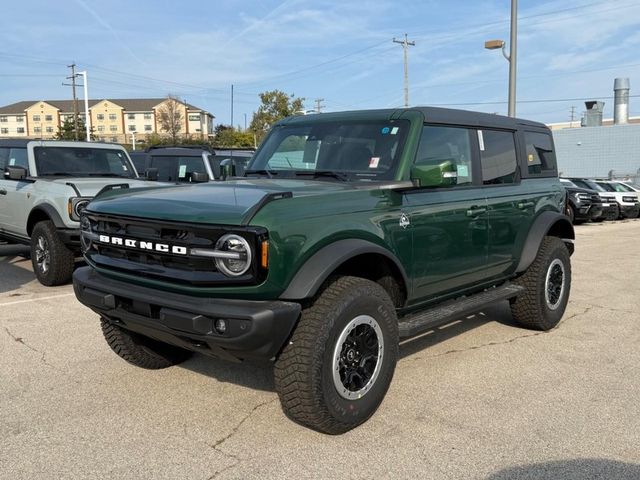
[
  {"left": 404, "top": 125, "right": 489, "bottom": 305},
  {"left": 0, "top": 146, "right": 31, "bottom": 237}
]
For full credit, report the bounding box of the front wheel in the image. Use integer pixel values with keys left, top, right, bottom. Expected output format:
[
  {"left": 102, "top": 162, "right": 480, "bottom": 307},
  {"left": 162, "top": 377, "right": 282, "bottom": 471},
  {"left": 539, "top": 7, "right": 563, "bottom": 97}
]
[
  {"left": 510, "top": 236, "right": 571, "bottom": 331},
  {"left": 274, "top": 276, "right": 398, "bottom": 434},
  {"left": 30, "top": 220, "right": 75, "bottom": 286}
]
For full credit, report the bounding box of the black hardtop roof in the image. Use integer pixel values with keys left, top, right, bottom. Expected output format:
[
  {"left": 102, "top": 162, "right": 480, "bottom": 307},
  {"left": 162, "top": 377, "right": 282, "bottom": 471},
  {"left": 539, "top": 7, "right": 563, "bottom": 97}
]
[
  {"left": 0, "top": 138, "right": 30, "bottom": 148},
  {"left": 279, "top": 106, "right": 547, "bottom": 130},
  {"left": 145, "top": 146, "right": 210, "bottom": 156}
]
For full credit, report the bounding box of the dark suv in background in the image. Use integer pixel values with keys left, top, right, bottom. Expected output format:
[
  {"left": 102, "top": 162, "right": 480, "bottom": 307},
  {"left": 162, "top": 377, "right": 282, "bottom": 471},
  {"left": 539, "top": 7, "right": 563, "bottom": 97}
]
[
  {"left": 560, "top": 178, "right": 606, "bottom": 223},
  {"left": 130, "top": 146, "right": 254, "bottom": 182},
  {"left": 564, "top": 178, "right": 619, "bottom": 221}
]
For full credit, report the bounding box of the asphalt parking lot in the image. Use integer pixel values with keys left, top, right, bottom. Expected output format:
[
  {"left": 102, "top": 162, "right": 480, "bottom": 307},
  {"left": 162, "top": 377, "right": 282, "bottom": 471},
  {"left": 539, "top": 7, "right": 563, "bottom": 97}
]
[{"left": 1, "top": 220, "right": 639, "bottom": 480}]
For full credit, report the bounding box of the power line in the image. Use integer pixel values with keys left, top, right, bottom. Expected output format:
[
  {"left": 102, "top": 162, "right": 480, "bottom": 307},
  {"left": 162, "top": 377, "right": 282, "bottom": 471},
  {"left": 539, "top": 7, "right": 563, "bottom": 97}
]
[{"left": 428, "top": 94, "right": 640, "bottom": 107}]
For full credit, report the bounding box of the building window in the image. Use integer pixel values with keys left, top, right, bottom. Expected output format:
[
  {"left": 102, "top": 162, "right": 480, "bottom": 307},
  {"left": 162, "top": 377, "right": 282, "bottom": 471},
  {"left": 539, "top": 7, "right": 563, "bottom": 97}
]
[
  {"left": 46, "top": 126, "right": 54, "bottom": 133},
  {"left": 144, "top": 113, "right": 152, "bottom": 120},
  {"left": 0, "top": 128, "right": 8, "bottom": 134},
  {"left": 34, "top": 126, "right": 42, "bottom": 133},
  {"left": 111, "top": 137, "right": 118, "bottom": 143},
  {"left": 97, "top": 125, "right": 105, "bottom": 132},
  {"left": 128, "top": 125, "right": 136, "bottom": 132},
  {"left": 33, "top": 115, "right": 41, "bottom": 122},
  {"left": 45, "top": 114, "right": 53, "bottom": 122},
  {"left": 188, "top": 114, "right": 200, "bottom": 121},
  {"left": 97, "top": 114, "right": 105, "bottom": 121},
  {"left": 109, "top": 113, "right": 117, "bottom": 121},
  {"left": 0, "top": 116, "right": 7, "bottom": 123},
  {"left": 16, "top": 116, "right": 24, "bottom": 123},
  {"left": 110, "top": 125, "right": 118, "bottom": 132},
  {"left": 17, "top": 127, "right": 25, "bottom": 134},
  {"left": 128, "top": 113, "right": 135, "bottom": 120},
  {"left": 144, "top": 124, "right": 152, "bottom": 131}
]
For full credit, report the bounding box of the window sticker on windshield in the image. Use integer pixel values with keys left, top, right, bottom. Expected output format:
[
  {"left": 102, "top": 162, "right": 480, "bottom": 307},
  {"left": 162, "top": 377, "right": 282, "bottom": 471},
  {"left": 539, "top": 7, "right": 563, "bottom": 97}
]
[
  {"left": 478, "top": 130, "right": 485, "bottom": 151},
  {"left": 390, "top": 127, "right": 399, "bottom": 135},
  {"left": 179, "top": 165, "right": 187, "bottom": 177},
  {"left": 381, "top": 127, "right": 390, "bottom": 135},
  {"left": 369, "top": 157, "right": 380, "bottom": 168},
  {"left": 528, "top": 154, "right": 534, "bottom": 163},
  {"left": 457, "top": 164, "right": 469, "bottom": 177}
]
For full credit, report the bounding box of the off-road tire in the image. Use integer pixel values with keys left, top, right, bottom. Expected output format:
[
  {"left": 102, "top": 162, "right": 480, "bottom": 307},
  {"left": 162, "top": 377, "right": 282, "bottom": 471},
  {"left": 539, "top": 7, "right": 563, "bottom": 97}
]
[
  {"left": 510, "top": 236, "right": 571, "bottom": 331},
  {"left": 101, "top": 319, "right": 193, "bottom": 369},
  {"left": 30, "top": 220, "right": 75, "bottom": 286},
  {"left": 274, "top": 276, "right": 398, "bottom": 435}
]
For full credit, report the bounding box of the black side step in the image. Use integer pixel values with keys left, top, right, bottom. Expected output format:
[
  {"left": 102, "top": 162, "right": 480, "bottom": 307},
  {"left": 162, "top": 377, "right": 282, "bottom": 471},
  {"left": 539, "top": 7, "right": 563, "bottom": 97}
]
[{"left": 398, "top": 283, "right": 524, "bottom": 339}]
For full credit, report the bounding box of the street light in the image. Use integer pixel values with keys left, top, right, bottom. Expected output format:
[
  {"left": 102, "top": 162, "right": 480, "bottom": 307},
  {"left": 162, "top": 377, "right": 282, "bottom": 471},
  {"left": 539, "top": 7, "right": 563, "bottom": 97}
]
[
  {"left": 484, "top": 0, "right": 518, "bottom": 117},
  {"left": 77, "top": 70, "right": 91, "bottom": 141}
]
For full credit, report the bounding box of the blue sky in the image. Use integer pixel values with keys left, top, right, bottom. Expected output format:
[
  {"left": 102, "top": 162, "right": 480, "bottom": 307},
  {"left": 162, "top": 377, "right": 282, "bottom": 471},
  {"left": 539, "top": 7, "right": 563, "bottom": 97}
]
[{"left": 1, "top": 0, "right": 640, "bottom": 126}]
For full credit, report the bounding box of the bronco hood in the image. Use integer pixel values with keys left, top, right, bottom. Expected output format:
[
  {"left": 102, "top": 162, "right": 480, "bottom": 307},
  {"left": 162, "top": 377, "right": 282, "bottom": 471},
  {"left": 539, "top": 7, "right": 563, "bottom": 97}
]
[
  {"left": 86, "top": 178, "right": 354, "bottom": 225},
  {"left": 47, "top": 177, "right": 157, "bottom": 197}
]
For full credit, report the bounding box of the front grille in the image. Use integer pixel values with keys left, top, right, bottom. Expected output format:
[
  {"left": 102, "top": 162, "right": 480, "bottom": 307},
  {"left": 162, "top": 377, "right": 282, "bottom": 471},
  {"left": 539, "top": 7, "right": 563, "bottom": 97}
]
[
  {"left": 590, "top": 195, "right": 602, "bottom": 203},
  {"left": 82, "top": 212, "right": 266, "bottom": 286}
]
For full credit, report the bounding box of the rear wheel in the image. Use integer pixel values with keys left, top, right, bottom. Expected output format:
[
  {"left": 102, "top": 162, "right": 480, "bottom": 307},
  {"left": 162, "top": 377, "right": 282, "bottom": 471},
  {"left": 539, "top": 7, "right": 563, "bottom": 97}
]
[
  {"left": 511, "top": 237, "right": 571, "bottom": 331},
  {"left": 565, "top": 204, "right": 575, "bottom": 224},
  {"left": 101, "top": 319, "right": 193, "bottom": 369},
  {"left": 274, "top": 276, "right": 398, "bottom": 434},
  {"left": 30, "top": 220, "right": 75, "bottom": 286}
]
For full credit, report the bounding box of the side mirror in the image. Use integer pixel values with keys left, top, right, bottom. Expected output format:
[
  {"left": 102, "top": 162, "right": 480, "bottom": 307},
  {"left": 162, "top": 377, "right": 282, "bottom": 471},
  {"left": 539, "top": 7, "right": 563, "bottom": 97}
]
[
  {"left": 191, "top": 171, "right": 209, "bottom": 183},
  {"left": 219, "top": 159, "right": 236, "bottom": 180},
  {"left": 145, "top": 168, "right": 158, "bottom": 181},
  {"left": 6, "top": 166, "right": 27, "bottom": 181},
  {"left": 410, "top": 161, "right": 457, "bottom": 188}
]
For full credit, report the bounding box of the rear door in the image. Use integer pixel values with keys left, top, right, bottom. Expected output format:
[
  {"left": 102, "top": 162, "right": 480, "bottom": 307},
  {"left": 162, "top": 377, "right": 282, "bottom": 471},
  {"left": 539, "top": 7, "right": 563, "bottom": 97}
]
[{"left": 404, "top": 124, "right": 489, "bottom": 302}]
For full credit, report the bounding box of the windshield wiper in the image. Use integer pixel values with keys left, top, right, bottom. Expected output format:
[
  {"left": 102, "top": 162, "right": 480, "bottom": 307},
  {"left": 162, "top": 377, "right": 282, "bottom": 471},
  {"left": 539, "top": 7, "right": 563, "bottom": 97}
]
[
  {"left": 39, "top": 172, "right": 75, "bottom": 177},
  {"left": 245, "top": 169, "right": 276, "bottom": 178},
  {"left": 293, "top": 170, "right": 350, "bottom": 182}
]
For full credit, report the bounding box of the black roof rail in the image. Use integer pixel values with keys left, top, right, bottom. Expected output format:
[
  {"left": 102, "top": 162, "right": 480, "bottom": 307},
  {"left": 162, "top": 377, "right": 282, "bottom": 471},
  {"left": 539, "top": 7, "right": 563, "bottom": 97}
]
[{"left": 145, "top": 144, "right": 213, "bottom": 152}]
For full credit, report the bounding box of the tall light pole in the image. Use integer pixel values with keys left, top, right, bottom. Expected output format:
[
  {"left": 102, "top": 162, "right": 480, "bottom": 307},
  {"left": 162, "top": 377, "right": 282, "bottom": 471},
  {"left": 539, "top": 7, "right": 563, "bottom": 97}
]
[
  {"left": 393, "top": 34, "right": 415, "bottom": 108},
  {"left": 485, "top": 0, "right": 518, "bottom": 117},
  {"left": 77, "top": 70, "right": 91, "bottom": 141}
]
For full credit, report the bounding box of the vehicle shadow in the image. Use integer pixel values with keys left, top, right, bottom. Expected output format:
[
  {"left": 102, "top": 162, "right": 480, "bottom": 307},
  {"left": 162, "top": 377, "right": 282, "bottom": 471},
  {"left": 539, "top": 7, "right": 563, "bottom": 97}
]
[
  {"left": 399, "top": 301, "right": 516, "bottom": 359},
  {"left": 0, "top": 246, "right": 34, "bottom": 295},
  {"left": 487, "top": 458, "right": 640, "bottom": 480},
  {"left": 180, "top": 355, "right": 275, "bottom": 392}
]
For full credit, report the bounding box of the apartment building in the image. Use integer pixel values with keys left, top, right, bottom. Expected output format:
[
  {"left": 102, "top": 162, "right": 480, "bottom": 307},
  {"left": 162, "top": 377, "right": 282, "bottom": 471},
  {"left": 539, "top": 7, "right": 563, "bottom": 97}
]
[{"left": 0, "top": 98, "right": 214, "bottom": 143}]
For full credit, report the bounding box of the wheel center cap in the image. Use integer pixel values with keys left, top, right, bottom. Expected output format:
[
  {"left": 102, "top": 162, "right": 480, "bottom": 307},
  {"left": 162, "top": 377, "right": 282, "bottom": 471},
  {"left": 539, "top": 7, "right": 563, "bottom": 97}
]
[{"left": 346, "top": 349, "right": 357, "bottom": 362}]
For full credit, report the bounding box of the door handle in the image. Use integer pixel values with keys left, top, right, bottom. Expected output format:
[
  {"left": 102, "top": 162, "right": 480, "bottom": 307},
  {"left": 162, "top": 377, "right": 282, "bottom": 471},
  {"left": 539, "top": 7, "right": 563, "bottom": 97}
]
[
  {"left": 466, "top": 205, "right": 487, "bottom": 217},
  {"left": 517, "top": 201, "right": 535, "bottom": 209},
  {"left": 0, "top": 189, "right": 7, "bottom": 195}
]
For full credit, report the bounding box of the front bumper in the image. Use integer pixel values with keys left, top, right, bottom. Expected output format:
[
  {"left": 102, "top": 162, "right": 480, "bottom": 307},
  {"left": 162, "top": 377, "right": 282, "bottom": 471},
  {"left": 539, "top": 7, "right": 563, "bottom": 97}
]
[
  {"left": 57, "top": 227, "right": 81, "bottom": 250},
  {"left": 73, "top": 267, "right": 301, "bottom": 363}
]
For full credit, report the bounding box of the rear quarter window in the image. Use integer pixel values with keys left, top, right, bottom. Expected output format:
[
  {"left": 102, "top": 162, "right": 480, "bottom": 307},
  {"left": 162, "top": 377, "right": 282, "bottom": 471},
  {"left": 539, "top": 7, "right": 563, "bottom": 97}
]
[{"left": 523, "top": 131, "right": 557, "bottom": 176}]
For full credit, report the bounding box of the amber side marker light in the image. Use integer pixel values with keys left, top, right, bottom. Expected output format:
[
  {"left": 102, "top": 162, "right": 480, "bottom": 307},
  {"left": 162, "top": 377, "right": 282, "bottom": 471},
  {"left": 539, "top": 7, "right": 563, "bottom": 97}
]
[{"left": 261, "top": 240, "right": 269, "bottom": 269}]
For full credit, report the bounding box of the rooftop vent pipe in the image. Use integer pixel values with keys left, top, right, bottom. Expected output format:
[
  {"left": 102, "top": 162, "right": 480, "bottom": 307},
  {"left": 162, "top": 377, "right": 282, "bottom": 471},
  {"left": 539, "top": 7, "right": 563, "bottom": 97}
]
[
  {"left": 614, "top": 77, "right": 630, "bottom": 125},
  {"left": 582, "top": 101, "right": 605, "bottom": 127}
]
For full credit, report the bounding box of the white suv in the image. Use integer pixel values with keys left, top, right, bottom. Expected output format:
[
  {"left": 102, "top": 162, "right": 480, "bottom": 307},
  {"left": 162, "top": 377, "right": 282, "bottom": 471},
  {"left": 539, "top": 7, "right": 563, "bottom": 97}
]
[{"left": 595, "top": 180, "right": 640, "bottom": 219}]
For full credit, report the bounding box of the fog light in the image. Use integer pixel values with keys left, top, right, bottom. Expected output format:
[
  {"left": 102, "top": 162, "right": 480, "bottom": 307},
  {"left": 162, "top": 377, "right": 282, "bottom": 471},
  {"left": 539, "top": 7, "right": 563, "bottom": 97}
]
[{"left": 214, "top": 319, "right": 227, "bottom": 334}]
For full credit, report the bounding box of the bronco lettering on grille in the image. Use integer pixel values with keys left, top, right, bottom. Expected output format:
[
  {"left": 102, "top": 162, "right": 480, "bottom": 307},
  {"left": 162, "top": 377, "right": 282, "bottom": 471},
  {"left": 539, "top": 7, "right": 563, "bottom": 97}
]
[{"left": 97, "top": 235, "right": 188, "bottom": 255}]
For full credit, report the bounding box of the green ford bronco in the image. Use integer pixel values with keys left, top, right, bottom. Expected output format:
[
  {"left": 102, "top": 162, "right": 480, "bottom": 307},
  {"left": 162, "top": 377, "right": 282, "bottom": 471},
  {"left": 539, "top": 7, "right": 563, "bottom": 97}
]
[{"left": 73, "top": 107, "right": 574, "bottom": 434}]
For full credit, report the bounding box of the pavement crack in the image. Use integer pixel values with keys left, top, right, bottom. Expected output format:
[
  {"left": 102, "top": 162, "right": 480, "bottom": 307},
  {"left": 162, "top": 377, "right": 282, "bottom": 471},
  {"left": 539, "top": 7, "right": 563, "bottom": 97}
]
[
  {"left": 4, "top": 326, "right": 58, "bottom": 370},
  {"left": 422, "top": 331, "right": 546, "bottom": 359},
  {"left": 201, "top": 398, "right": 276, "bottom": 480}
]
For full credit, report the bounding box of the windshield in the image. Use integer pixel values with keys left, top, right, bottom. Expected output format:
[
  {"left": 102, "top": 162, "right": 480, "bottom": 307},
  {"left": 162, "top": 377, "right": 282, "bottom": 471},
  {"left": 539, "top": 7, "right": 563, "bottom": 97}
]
[
  {"left": 149, "top": 155, "right": 206, "bottom": 182},
  {"left": 611, "top": 182, "right": 634, "bottom": 192},
  {"left": 248, "top": 120, "right": 410, "bottom": 181},
  {"left": 560, "top": 179, "right": 577, "bottom": 188},
  {"left": 595, "top": 182, "right": 615, "bottom": 192},
  {"left": 34, "top": 146, "right": 135, "bottom": 178},
  {"left": 571, "top": 179, "right": 603, "bottom": 191}
]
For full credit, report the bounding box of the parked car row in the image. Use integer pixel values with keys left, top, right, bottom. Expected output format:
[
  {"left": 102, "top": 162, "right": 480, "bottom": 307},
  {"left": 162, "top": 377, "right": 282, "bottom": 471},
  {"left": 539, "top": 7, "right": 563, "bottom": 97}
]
[
  {"left": 561, "top": 177, "right": 640, "bottom": 224},
  {"left": 129, "top": 145, "right": 255, "bottom": 183}
]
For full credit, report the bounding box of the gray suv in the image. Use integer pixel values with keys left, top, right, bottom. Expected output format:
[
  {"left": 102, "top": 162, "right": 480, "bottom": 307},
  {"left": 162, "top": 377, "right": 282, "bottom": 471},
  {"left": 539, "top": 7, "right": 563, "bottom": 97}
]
[{"left": 0, "top": 139, "right": 156, "bottom": 285}]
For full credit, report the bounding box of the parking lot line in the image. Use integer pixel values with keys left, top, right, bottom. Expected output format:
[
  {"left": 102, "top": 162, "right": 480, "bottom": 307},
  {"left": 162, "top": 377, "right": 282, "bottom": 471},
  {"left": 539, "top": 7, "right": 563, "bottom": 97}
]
[{"left": 0, "top": 292, "right": 75, "bottom": 306}]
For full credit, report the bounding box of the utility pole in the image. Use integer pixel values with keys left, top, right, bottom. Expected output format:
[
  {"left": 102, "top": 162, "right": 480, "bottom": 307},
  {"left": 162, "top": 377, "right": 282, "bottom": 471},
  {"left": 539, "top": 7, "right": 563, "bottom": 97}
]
[
  {"left": 314, "top": 98, "right": 325, "bottom": 113},
  {"left": 244, "top": 113, "right": 247, "bottom": 131},
  {"left": 393, "top": 34, "right": 415, "bottom": 108},
  {"left": 508, "top": 0, "right": 518, "bottom": 117},
  {"left": 230, "top": 84, "right": 234, "bottom": 130},
  {"left": 569, "top": 106, "right": 576, "bottom": 127},
  {"left": 64, "top": 63, "right": 80, "bottom": 140}
]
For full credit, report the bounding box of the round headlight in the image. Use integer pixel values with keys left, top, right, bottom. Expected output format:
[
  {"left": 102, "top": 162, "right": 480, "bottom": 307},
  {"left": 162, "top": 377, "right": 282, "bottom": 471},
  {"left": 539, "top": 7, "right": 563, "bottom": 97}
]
[
  {"left": 215, "top": 234, "right": 252, "bottom": 277},
  {"left": 74, "top": 199, "right": 90, "bottom": 218}
]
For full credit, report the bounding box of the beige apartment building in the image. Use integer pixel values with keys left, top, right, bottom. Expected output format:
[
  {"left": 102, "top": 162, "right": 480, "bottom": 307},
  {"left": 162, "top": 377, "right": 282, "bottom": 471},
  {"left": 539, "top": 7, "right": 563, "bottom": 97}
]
[{"left": 0, "top": 98, "right": 214, "bottom": 143}]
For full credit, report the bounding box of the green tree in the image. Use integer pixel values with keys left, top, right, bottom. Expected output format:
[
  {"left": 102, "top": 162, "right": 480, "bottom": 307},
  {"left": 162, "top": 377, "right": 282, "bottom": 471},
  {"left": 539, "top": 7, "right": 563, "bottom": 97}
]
[
  {"left": 157, "top": 95, "right": 184, "bottom": 143},
  {"left": 249, "top": 90, "right": 305, "bottom": 142},
  {"left": 213, "top": 125, "right": 255, "bottom": 148},
  {"left": 56, "top": 116, "right": 93, "bottom": 141}
]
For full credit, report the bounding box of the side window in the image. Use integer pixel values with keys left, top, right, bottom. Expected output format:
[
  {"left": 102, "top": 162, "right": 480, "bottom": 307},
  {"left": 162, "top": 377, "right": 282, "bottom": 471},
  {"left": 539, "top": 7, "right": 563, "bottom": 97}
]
[
  {"left": 0, "top": 147, "right": 8, "bottom": 170},
  {"left": 177, "top": 157, "right": 206, "bottom": 180},
  {"left": 415, "top": 126, "right": 473, "bottom": 186},
  {"left": 0, "top": 148, "right": 28, "bottom": 173},
  {"left": 478, "top": 129, "right": 517, "bottom": 185},
  {"left": 524, "top": 131, "right": 556, "bottom": 175}
]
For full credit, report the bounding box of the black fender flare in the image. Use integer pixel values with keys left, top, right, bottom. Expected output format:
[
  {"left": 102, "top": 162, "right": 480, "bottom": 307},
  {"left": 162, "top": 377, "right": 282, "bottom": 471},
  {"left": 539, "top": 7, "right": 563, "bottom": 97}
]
[
  {"left": 279, "top": 239, "right": 409, "bottom": 300},
  {"left": 515, "top": 211, "right": 575, "bottom": 273},
  {"left": 27, "top": 204, "right": 66, "bottom": 234}
]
